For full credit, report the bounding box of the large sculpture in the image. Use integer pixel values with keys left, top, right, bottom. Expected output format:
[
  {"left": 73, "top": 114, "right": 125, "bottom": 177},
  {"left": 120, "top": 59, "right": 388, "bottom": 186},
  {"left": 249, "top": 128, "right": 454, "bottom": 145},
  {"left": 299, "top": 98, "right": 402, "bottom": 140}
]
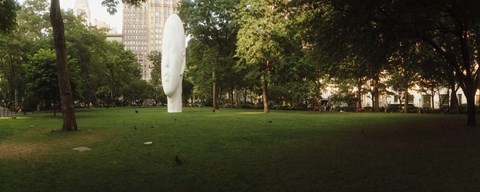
[{"left": 161, "top": 14, "right": 186, "bottom": 113}]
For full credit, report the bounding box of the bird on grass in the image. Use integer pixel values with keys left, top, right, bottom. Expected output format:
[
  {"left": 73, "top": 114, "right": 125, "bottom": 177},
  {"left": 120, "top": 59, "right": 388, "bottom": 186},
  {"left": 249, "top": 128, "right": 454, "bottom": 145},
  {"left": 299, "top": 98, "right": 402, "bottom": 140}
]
[
  {"left": 134, "top": 125, "right": 137, "bottom": 130},
  {"left": 175, "top": 155, "right": 183, "bottom": 165},
  {"left": 135, "top": 109, "right": 138, "bottom": 113}
]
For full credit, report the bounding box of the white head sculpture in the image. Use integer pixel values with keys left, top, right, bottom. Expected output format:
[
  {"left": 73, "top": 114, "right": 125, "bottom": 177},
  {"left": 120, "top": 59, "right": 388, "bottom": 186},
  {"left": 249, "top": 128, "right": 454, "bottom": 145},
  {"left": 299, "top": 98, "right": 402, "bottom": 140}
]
[{"left": 161, "top": 14, "right": 186, "bottom": 113}]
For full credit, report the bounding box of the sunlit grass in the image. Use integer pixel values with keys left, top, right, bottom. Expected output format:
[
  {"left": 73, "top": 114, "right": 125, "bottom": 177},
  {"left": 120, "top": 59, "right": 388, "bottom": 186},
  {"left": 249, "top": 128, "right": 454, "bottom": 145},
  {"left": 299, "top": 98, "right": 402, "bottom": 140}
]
[{"left": 1, "top": 107, "right": 479, "bottom": 191}]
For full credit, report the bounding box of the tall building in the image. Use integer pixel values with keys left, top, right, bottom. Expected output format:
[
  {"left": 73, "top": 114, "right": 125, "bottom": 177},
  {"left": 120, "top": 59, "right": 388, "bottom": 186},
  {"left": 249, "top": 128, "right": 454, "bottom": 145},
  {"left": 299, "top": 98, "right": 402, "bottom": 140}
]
[
  {"left": 123, "top": 0, "right": 181, "bottom": 81},
  {"left": 74, "top": 0, "right": 90, "bottom": 25}
]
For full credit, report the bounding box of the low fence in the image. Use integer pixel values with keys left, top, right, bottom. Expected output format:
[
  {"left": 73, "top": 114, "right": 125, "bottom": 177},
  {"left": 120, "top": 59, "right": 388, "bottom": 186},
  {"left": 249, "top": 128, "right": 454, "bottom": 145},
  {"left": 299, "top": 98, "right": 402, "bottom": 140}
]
[{"left": 0, "top": 106, "right": 16, "bottom": 117}]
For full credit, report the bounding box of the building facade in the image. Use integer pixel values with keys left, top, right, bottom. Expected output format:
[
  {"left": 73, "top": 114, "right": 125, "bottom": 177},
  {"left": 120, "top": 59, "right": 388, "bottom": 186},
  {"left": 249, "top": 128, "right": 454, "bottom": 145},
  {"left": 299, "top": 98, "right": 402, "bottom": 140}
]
[
  {"left": 123, "top": 0, "right": 180, "bottom": 81},
  {"left": 74, "top": 0, "right": 90, "bottom": 25},
  {"left": 321, "top": 79, "right": 471, "bottom": 111}
]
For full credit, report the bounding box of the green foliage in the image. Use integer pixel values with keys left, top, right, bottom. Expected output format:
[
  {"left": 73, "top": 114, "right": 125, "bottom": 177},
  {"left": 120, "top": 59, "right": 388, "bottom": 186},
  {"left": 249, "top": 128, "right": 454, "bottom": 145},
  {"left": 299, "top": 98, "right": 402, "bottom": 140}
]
[
  {"left": 236, "top": 0, "right": 288, "bottom": 67},
  {"left": 328, "top": 82, "right": 359, "bottom": 110},
  {"left": 23, "top": 49, "right": 59, "bottom": 103},
  {"left": 180, "top": 0, "right": 241, "bottom": 101},
  {"left": 16, "top": 0, "right": 51, "bottom": 40},
  {"left": 23, "top": 48, "right": 81, "bottom": 107},
  {"left": 0, "top": 1, "right": 150, "bottom": 109},
  {"left": 0, "top": 0, "right": 18, "bottom": 33},
  {"left": 121, "top": 79, "right": 156, "bottom": 105},
  {"left": 148, "top": 51, "right": 161, "bottom": 87},
  {"left": 100, "top": 42, "right": 142, "bottom": 104},
  {"left": 0, "top": 32, "right": 29, "bottom": 108},
  {"left": 102, "top": 0, "right": 146, "bottom": 14}
]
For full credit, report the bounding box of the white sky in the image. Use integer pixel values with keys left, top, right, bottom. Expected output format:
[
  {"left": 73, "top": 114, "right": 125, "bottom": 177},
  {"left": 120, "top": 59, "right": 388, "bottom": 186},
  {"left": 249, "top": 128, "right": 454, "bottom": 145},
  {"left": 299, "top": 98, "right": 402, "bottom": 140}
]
[{"left": 17, "top": 0, "right": 124, "bottom": 33}]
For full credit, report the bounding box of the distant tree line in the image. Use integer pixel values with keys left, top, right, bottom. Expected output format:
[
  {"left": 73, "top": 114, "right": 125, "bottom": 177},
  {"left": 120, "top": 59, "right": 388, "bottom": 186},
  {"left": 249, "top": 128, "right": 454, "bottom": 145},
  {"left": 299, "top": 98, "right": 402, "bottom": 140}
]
[
  {"left": 1, "top": 0, "right": 480, "bottom": 127},
  {"left": 180, "top": 0, "right": 480, "bottom": 126},
  {"left": 0, "top": 0, "right": 157, "bottom": 115}
]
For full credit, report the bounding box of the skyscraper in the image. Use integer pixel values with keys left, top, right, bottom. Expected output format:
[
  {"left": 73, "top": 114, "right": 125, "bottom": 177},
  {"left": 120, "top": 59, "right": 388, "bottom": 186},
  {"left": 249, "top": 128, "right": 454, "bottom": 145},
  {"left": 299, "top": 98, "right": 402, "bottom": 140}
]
[
  {"left": 74, "top": 0, "right": 90, "bottom": 25},
  {"left": 123, "top": 0, "right": 181, "bottom": 81}
]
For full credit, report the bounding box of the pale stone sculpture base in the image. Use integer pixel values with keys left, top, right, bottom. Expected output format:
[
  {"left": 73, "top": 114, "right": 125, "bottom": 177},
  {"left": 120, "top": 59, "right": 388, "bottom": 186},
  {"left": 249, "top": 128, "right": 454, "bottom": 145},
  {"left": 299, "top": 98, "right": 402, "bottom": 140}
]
[{"left": 167, "top": 95, "right": 183, "bottom": 113}]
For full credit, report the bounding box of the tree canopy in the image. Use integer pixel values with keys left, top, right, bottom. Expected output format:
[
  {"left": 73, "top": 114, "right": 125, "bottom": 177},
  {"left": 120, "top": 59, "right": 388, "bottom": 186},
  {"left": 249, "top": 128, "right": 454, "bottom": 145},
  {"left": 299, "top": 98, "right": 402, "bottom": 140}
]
[
  {"left": 0, "top": 0, "right": 18, "bottom": 33},
  {"left": 2, "top": 0, "right": 480, "bottom": 127}
]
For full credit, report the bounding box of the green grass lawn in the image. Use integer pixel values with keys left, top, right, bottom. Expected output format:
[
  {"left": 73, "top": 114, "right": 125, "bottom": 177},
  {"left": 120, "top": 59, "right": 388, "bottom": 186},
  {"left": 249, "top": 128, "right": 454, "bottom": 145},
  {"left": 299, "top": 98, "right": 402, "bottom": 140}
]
[{"left": 1, "top": 107, "right": 480, "bottom": 191}]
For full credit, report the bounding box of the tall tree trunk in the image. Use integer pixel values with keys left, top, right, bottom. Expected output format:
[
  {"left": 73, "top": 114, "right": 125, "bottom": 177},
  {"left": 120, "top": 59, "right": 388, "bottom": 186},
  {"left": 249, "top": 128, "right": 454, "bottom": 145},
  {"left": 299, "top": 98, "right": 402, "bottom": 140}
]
[
  {"left": 212, "top": 71, "right": 216, "bottom": 111},
  {"left": 243, "top": 89, "right": 247, "bottom": 107},
  {"left": 462, "top": 77, "right": 477, "bottom": 126},
  {"left": 50, "top": 0, "right": 77, "bottom": 131},
  {"left": 262, "top": 61, "right": 269, "bottom": 113},
  {"left": 14, "top": 89, "right": 18, "bottom": 112},
  {"left": 235, "top": 88, "right": 241, "bottom": 107},
  {"left": 464, "top": 86, "right": 476, "bottom": 126},
  {"left": 404, "top": 86, "right": 409, "bottom": 113},
  {"left": 430, "top": 87, "right": 435, "bottom": 109},
  {"left": 53, "top": 97, "right": 56, "bottom": 117},
  {"left": 356, "top": 79, "right": 362, "bottom": 109},
  {"left": 372, "top": 77, "right": 380, "bottom": 112},
  {"left": 231, "top": 89, "right": 235, "bottom": 106},
  {"left": 450, "top": 87, "right": 459, "bottom": 114}
]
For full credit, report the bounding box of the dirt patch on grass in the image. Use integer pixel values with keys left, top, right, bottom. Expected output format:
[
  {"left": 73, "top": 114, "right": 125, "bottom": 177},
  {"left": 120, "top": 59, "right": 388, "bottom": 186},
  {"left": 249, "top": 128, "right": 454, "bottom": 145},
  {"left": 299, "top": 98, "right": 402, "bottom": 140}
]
[
  {"left": 0, "top": 142, "right": 49, "bottom": 160},
  {"left": 0, "top": 130, "right": 107, "bottom": 160}
]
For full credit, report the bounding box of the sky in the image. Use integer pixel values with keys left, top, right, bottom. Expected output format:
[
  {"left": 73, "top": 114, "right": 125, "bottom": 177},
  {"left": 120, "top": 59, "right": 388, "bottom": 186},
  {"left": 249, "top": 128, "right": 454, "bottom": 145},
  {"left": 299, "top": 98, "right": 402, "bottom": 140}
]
[{"left": 17, "top": 0, "right": 124, "bottom": 33}]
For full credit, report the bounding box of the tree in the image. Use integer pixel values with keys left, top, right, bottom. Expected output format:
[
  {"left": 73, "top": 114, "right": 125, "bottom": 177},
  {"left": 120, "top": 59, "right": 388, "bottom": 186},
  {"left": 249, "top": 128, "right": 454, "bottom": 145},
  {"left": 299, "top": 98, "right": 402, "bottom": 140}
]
[
  {"left": 0, "top": 0, "right": 18, "bottom": 33},
  {"left": 0, "top": 0, "right": 20, "bottom": 110},
  {"left": 102, "top": 42, "right": 140, "bottom": 105},
  {"left": 148, "top": 51, "right": 162, "bottom": 88},
  {"left": 101, "top": 0, "right": 145, "bottom": 14},
  {"left": 352, "top": 0, "right": 480, "bottom": 125},
  {"left": 291, "top": 1, "right": 395, "bottom": 112},
  {"left": 48, "top": 0, "right": 146, "bottom": 131},
  {"left": 236, "top": 0, "right": 290, "bottom": 113},
  {"left": 24, "top": 49, "right": 60, "bottom": 115},
  {"left": 17, "top": 0, "right": 51, "bottom": 40},
  {"left": 50, "top": 0, "right": 77, "bottom": 130},
  {"left": 297, "top": 0, "right": 480, "bottom": 125},
  {"left": 0, "top": 32, "right": 27, "bottom": 111},
  {"left": 121, "top": 79, "right": 156, "bottom": 106},
  {"left": 148, "top": 51, "right": 167, "bottom": 104},
  {"left": 1, "top": 0, "right": 58, "bottom": 113},
  {"left": 386, "top": 41, "right": 422, "bottom": 113},
  {"left": 417, "top": 45, "right": 450, "bottom": 110},
  {"left": 180, "top": 0, "right": 240, "bottom": 110}
]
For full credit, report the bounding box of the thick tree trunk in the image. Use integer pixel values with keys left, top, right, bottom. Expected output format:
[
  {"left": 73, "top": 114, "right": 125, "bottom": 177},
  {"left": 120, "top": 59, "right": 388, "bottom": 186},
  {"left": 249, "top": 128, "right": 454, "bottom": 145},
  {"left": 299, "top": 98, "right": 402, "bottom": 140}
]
[
  {"left": 465, "top": 89, "right": 476, "bottom": 126},
  {"left": 422, "top": 35, "right": 477, "bottom": 126},
  {"left": 450, "top": 88, "right": 459, "bottom": 114},
  {"left": 463, "top": 80, "right": 477, "bottom": 126},
  {"left": 50, "top": 0, "right": 77, "bottom": 131}
]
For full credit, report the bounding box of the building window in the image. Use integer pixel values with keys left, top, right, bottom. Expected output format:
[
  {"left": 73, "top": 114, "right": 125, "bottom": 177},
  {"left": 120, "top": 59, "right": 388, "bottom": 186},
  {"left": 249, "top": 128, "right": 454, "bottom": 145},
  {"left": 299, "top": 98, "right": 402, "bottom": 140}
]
[
  {"left": 440, "top": 94, "right": 449, "bottom": 107},
  {"left": 422, "top": 95, "right": 432, "bottom": 108}
]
